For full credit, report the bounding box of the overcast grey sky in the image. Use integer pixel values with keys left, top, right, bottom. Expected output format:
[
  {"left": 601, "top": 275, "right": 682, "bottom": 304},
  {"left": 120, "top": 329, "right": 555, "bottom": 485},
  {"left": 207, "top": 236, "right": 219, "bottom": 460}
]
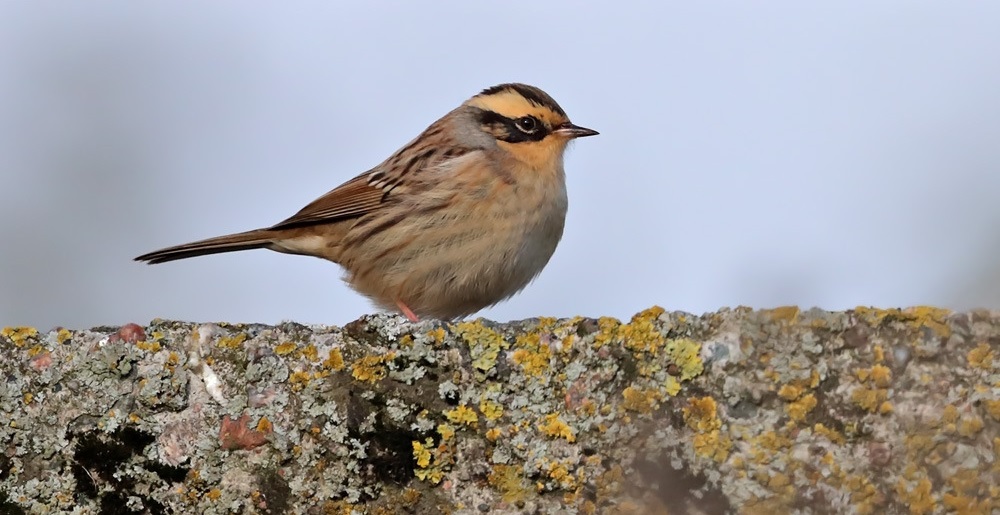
[{"left": 2, "top": 3, "right": 999, "bottom": 329}]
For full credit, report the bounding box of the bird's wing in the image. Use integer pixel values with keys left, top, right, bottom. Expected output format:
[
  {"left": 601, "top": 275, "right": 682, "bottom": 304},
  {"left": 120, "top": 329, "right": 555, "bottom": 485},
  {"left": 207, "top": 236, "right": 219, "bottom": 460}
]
[{"left": 270, "top": 140, "right": 474, "bottom": 230}]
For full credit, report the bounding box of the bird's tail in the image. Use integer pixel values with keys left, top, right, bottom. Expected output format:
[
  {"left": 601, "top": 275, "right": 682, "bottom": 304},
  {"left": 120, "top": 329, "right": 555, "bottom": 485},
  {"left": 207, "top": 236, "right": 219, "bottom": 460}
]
[{"left": 135, "top": 229, "right": 276, "bottom": 264}]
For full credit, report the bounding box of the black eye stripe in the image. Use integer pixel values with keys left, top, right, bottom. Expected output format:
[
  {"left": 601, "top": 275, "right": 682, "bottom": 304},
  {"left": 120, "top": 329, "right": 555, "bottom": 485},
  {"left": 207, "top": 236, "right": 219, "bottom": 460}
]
[{"left": 476, "top": 109, "right": 549, "bottom": 143}]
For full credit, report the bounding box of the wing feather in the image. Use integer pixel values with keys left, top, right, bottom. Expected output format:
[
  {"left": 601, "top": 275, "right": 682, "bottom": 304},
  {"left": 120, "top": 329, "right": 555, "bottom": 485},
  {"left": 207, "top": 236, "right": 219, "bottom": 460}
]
[{"left": 270, "top": 135, "right": 473, "bottom": 230}]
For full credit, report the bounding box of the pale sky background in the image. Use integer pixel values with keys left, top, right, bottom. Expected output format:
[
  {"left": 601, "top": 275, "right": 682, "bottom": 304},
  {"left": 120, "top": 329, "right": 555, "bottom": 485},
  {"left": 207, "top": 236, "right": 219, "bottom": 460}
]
[{"left": 2, "top": 3, "right": 999, "bottom": 329}]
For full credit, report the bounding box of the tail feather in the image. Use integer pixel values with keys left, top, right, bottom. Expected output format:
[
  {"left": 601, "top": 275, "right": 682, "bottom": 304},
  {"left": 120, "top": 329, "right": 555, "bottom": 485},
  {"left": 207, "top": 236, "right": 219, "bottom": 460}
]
[{"left": 135, "top": 229, "right": 275, "bottom": 264}]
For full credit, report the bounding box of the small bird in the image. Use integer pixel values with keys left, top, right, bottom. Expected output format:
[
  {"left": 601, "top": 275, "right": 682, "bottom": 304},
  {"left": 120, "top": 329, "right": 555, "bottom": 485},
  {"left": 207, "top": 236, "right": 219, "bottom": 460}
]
[{"left": 136, "top": 83, "right": 597, "bottom": 322}]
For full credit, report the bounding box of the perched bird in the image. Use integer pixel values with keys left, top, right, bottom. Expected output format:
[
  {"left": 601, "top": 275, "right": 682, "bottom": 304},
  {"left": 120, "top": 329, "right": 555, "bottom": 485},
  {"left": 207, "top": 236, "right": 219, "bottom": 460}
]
[{"left": 136, "top": 83, "right": 598, "bottom": 321}]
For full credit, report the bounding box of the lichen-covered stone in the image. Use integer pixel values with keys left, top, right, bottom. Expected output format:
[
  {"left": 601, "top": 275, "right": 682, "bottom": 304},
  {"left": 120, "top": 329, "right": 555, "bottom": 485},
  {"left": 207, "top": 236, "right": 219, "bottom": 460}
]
[{"left": 0, "top": 306, "right": 998, "bottom": 513}]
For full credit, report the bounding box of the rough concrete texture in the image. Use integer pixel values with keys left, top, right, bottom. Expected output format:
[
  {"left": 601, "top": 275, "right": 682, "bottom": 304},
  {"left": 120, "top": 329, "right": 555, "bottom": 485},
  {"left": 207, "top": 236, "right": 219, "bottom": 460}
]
[{"left": 1, "top": 306, "right": 999, "bottom": 514}]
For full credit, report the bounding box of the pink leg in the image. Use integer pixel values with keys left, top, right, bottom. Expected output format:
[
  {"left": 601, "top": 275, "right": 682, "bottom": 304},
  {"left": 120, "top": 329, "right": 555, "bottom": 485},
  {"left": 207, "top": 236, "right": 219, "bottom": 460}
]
[{"left": 396, "top": 300, "right": 420, "bottom": 322}]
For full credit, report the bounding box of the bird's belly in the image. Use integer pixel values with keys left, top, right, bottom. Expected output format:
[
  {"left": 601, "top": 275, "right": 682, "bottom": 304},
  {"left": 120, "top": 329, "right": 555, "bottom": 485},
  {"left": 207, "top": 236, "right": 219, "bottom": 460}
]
[{"left": 343, "top": 192, "right": 567, "bottom": 319}]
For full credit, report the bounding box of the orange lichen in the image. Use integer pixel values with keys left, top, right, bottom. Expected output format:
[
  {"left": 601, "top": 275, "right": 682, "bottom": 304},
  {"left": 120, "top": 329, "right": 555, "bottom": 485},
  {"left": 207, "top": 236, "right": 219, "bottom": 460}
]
[
  {"left": 681, "top": 396, "right": 732, "bottom": 461},
  {"left": 539, "top": 413, "right": 575, "bottom": 442},
  {"left": 853, "top": 306, "right": 952, "bottom": 338},
  {"left": 984, "top": 399, "right": 1000, "bottom": 422},
  {"left": 256, "top": 416, "right": 273, "bottom": 433},
  {"left": 288, "top": 370, "right": 312, "bottom": 391},
  {"left": 895, "top": 476, "right": 935, "bottom": 515},
  {"left": 274, "top": 342, "right": 297, "bottom": 355},
  {"left": 967, "top": 343, "right": 994, "bottom": 370},
  {"left": 619, "top": 306, "right": 667, "bottom": 356},
  {"left": 512, "top": 333, "right": 551, "bottom": 378},
  {"left": 683, "top": 396, "right": 721, "bottom": 432},
  {"left": 778, "top": 384, "right": 803, "bottom": 401},
  {"left": 1, "top": 326, "right": 38, "bottom": 347},
  {"left": 300, "top": 344, "right": 319, "bottom": 362},
  {"left": 323, "top": 348, "right": 345, "bottom": 371},
  {"left": 621, "top": 386, "right": 661, "bottom": 414},
  {"left": 786, "top": 394, "right": 817, "bottom": 422},
  {"left": 350, "top": 353, "right": 394, "bottom": 383},
  {"left": 869, "top": 365, "right": 892, "bottom": 388},
  {"left": 767, "top": 306, "right": 800, "bottom": 324},
  {"left": 216, "top": 333, "right": 246, "bottom": 349}
]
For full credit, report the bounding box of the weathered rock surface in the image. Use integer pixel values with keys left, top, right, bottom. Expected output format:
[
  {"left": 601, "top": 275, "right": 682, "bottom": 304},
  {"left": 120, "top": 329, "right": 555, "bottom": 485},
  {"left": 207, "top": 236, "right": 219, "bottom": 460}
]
[{"left": 1, "top": 306, "right": 998, "bottom": 514}]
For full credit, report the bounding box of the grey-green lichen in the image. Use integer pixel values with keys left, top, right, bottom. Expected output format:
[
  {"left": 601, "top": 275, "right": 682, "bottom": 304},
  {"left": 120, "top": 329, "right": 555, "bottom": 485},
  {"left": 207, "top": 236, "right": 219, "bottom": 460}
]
[{"left": 0, "top": 306, "right": 999, "bottom": 513}]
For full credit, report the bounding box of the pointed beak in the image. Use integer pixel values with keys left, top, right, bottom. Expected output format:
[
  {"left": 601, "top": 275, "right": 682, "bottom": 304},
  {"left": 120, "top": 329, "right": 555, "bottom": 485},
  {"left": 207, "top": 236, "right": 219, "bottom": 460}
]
[{"left": 554, "top": 122, "right": 599, "bottom": 139}]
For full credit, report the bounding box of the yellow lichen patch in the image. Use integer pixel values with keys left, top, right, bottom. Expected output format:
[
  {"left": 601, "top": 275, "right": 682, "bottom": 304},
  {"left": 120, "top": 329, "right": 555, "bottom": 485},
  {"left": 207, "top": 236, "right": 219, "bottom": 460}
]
[
  {"left": 813, "top": 423, "right": 845, "bottom": 444},
  {"left": 943, "top": 493, "right": 994, "bottom": 515},
  {"left": 851, "top": 387, "right": 888, "bottom": 413},
  {"left": 693, "top": 430, "right": 732, "bottom": 462},
  {"left": 539, "top": 413, "right": 575, "bottom": 442},
  {"left": 216, "top": 333, "right": 247, "bottom": 349},
  {"left": 436, "top": 423, "right": 455, "bottom": 441},
  {"left": 869, "top": 365, "right": 892, "bottom": 388},
  {"left": 136, "top": 340, "right": 161, "bottom": 352},
  {"left": 274, "top": 341, "right": 297, "bottom": 355},
  {"left": 750, "top": 430, "right": 793, "bottom": 465},
  {"left": 663, "top": 376, "right": 682, "bottom": 397},
  {"left": 300, "top": 344, "right": 319, "bottom": 362},
  {"left": 967, "top": 343, "right": 994, "bottom": 370},
  {"left": 619, "top": 306, "right": 667, "bottom": 356},
  {"left": 786, "top": 394, "right": 817, "bottom": 422},
  {"left": 853, "top": 306, "right": 952, "bottom": 338},
  {"left": 412, "top": 439, "right": 432, "bottom": 468},
  {"left": 895, "top": 476, "right": 935, "bottom": 515},
  {"left": 984, "top": 399, "right": 1000, "bottom": 422},
  {"left": 665, "top": 338, "right": 704, "bottom": 381},
  {"left": 56, "top": 328, "right": 72, "bottom": 344},
  {"left": 939, "top": 404, "right": 959, "bottom": 433},
  {"left": 485, "top": 428, "right": 503, "bottom": 442},
  {"left": 546, "top": 460, "right": 576, "bottom": 489},
  {"left": 479, "top": 398, "right": 504, "bottom": 421},
  {"left": 427, "top": 326, "right": 447, "bottom": 346},
  {"left": 512, "top": 333, "right": 552, "bottom": 378},
  {"left": 350, "top": 353, "right": 394, "bottom": 383},
  {"left": 412, "top": 437, "right": 451, "bottom": 484},
  {"left": 445, "top": 405, "right": 478, "bottom": 428},
  {"left": 778, "top": 384, "right": 803, "bottom": 401},
  {"left": 488, "top": 464, "right": 530, "bottom": 504},
  {"left": 592, "top": 317, "right": 622, "bottom": 348},
  {"left": 451, "top": 320, "right": 507, "bottom": 375},
  {"left": 26, "top": 345, "right": 45, "bottom": 358},
  {"left": 2, "top": 326, "right": 39, "bottom": 347},
  {"left": 256, "top": 416, "right": 273, "bottom": 433},
  {"left": 323, "top": 348, "right": 345, "bottom": 371},
  {"left": 621, "top": 386, "right": 661, "bottom": 414},
  {"left": 958, "top": 414, "right": 984, "bottom": 437},
  {"left": 766, "top": 306, "right": 800, "bottom": 324},
  {"left": 853, "top": 365, "right": 892, "bottom": 413},
  {"left": 693, "top": 417, "right": 735, "bottom": 464}
]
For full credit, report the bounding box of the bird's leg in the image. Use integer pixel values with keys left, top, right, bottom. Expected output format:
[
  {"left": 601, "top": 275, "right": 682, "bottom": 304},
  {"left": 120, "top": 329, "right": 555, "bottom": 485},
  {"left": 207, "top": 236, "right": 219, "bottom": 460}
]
[{"left": 396, "top": 300, "right": 420, "bottom": 322}]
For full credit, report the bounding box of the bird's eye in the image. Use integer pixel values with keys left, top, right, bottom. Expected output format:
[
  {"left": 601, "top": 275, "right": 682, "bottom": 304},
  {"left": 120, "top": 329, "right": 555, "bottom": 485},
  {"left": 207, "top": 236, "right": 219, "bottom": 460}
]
[{"left": 515, "top": 116, "right": 538, "bottom": 133}]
